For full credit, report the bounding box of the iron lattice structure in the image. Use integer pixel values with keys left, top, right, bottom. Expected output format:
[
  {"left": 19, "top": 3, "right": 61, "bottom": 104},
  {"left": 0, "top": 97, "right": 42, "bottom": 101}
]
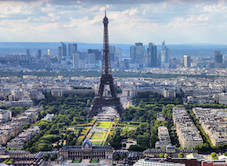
[{"left": 88, "top": 12, "right": 123, "bottom": 118}]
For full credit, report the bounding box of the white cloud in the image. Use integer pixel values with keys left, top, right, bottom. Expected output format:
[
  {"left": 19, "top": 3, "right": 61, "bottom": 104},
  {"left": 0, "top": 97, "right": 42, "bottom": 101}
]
[
  {"left": 0, "top": 0, "right": 226, "bottom": 44},
  {"left": 0, "top": 2, "right": 31, "bottom": 17},
  {"left": 197, "top": 14, "right": 209, "bottom": 21}
]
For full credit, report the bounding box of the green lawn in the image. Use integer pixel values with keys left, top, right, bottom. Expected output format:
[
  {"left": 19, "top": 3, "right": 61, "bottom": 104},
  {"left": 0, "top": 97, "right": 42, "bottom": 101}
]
[
  {"left": 97, "top": 122, "right": 113, "bottom": 129},
  {"left": 90, "top": 140, "right": 103, "bottom": 145},
  {"left": 72, "top": 160, "right": 81, "bottom": 163},
  {"left": 91, "top": 132, "right": 107, "bottom": 140}
]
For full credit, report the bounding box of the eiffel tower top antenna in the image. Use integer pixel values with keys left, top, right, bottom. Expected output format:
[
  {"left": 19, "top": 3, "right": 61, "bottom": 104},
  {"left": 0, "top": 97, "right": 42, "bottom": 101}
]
[{"left": 102, "top": 9, "right": 111, "bottom": 75}]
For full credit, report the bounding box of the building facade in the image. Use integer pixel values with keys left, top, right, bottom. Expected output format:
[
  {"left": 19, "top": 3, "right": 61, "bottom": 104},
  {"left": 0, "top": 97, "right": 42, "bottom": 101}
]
[
  {"left": 59, "top": 139, "right": 113, "bottom": 161},
  {"left": 68, "top": 43, "right": 77, "bottom": 59},
  {"left": 160, "top": 41, "right": 169, "bottom": 68},
  {"left": 214, "top": 51, "right": 223, "bottom": 64},
  {"left": 0, "top": 109, "right": 12, "bottom": 123},
  {"left": 155, "top": 126, "right": 172, "bottom": 150},
  {"left": 147, "top": 43, "right": 158, "bottom": 67},
  {"left": 130, "top": 43, "right": 145, "bottom": 68},
  {"left": 173, "top": 107, "right": 203, "bottom": 148},
  {"left": 184, "top": 55, "right": 191, "bottom": 68}
]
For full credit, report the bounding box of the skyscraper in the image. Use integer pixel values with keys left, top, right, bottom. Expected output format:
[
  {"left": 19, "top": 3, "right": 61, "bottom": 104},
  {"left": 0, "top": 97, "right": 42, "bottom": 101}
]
[
  {"left": 88, "top": 49, "right": 102, "bottom": 61},
  {"left": 61, "top": 42, "right": 67, "bottom": 57},
  {"left": 47, "top": 49, "right": 51, "bottom": 56},
  {"left": 58, "top": 42, "right": 67, "bottom": 58},
  {"left": 25, "top": 49, "right": 31, "bottom": 64},
  {"left": 37, "top": 49, "right": 41, "bottom": 59},
  {"left": 214, "top": 51, "right": 223, "bottom": 64},
  {"left": 109, "top": 46, "right": 116, "bottom": 62},
  {"left": 114, "top": 47, "right": 122, "bottom": 68},
  {"left": 58, "top": 42, "right": 67, "bottom": 62},
  {"left": 147, "top": 43, "right": 157, "bottom": 67},
  {"left": 88, "top": 49, "right": 102, "bottom": 68},
  {"left": 58, "top": 46, "right": 62, "bottom": 62},
  {"left": 130, "top": 43, "right": 145, "bottom": 68},
  {"left": 26, "top": 49, "right": 30, "bottom": 57},
  {"left": 86, "top": 52, "right": 96, "bottom": 68},
  {"left": 160, "top": 41, "right": 169, "bottom": 68},
  {"left": 72, "top": 52, "right": 80, "bottom": 69},
  {"left": 184, "top": 55, "right": 191, "bottom": 68},
  {"left": 68, "top": 43, "right": 77, "bottom": 59},
  {"left": 109, "top": 46, "right": 121, "bottom": 68}
]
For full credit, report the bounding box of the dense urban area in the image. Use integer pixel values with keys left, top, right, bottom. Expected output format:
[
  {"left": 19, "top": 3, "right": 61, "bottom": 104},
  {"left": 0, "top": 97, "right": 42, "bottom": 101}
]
[
  {"left": 0, "top": 40, "right": 226, "bottom": 166},
  {"left": 0, "top": 2, "right": 227, "bottom": 165}
]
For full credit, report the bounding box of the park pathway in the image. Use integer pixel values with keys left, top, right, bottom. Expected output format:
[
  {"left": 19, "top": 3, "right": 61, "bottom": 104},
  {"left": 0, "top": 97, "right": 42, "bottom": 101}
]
[{"left": 85, "top": 107, "right": 119, "bottom": 145}]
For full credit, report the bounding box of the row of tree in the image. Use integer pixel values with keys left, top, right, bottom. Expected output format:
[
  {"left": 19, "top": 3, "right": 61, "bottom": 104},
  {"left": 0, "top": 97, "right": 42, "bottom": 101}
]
[
  {"left": 108, "top": 92, "right": 181, "bottom": 151},
  {"left": 24, "top": 93, "right": 94, "bottom": 153}
]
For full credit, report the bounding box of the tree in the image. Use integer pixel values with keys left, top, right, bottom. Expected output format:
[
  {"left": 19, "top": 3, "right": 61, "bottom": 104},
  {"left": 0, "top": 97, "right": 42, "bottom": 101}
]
[
  {"left": 128, "top": 145, "right": 145, "bottom": 152},
  {"left": 164, "top": 153, "right": 168, "bottom": 158},
  {"left": 120, "top": 153, "right": 127, "bottom": 160},
  {"left": 41, "top": 134, "right": 61, "bottom": 143},
  {"left": 113, "top": 153, "right": 120, "bottom": 161},
  {"left": 137, "top": 134, "right": 150, "bottom": 148},
  {"left": 178, "top": 152, "right": 184, "bottom": 158},
  {"left": 224, "top": 151, "right": 227, "bottom": 157},
  {"left": 37, "top": 143, "right": 52, "bottom": 151},
  {"left": 3, "top": 159, "right": 14, "bottom": 164},
  {"left": 50, "top": 154, "right": 57, "bottom": 161},
  {"left": 211, "top": 152, "right": 218, "bottom": 160},
  {"left": 86, "top": 99, "right": 91, "bottom": 106},
  {"left": 159, "top": 153, "right": 164, "bottom": 158},
  {"left": 43, "top": 153, "right": 50, "bottom": 161},
  {"left": 109, "top": 128, "right": 122, "bottom": 149}
]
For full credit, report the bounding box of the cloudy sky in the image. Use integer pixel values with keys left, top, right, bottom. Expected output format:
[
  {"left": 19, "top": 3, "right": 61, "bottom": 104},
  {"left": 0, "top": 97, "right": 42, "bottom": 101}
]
[{"left": 0, "top": 0, "right": 227, "bottom": 44}]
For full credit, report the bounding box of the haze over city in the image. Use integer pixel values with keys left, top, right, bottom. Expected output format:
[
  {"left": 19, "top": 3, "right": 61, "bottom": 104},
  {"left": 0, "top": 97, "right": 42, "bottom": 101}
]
[{"left": 0, "top": 0, "right": 227, "bottom": 44}]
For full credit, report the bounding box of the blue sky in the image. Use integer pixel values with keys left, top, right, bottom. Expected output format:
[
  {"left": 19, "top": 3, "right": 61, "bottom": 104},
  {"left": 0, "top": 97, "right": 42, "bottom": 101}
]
[{"left": 0, "top": 0, "right": 227, "bottom": 44}]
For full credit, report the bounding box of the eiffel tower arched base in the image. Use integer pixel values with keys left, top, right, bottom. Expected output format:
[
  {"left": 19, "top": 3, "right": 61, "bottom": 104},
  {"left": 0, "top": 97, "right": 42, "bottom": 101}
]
[{"left": 88, "top": 96, "right": 123, "bottom": 118}]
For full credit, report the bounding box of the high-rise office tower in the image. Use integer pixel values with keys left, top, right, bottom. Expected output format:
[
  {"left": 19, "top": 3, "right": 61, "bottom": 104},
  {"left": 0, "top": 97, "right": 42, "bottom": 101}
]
[
  {"left": 47, "top": 49, "right": 51, "bottom": 56},
  {"left": 25, "top": 49, "right": 31, "bottom": 64},
  {"left": 58, "top": 42, "right": 67, "bottom": 58},
  {"left": 37, "top": 49, "right": 42, "bottom": 59},
  {"left": 86, "top": 53, "right": 96, "bottom": 68},
  {"left": 114, "top": 48, "right": 122, "bottom": 68},
  {"left": 184, "top": 55, "right": 191, "bottom": 68},
  {"left": 88, "top": 49, "right": 102, "bottom": 67},
  {"left": 68, "top": 43, "right": 77, "bottom": 59},
  {"left": 61, "top": 42, "right": 67, "bottom": 57},
  {"left": 130, "top": 43, "right": 145, "bottom": 68},
  {"left": 58, "top": 42, "right": 67, "bottom": 62},
  {"left": 214, "top": 51, "right": 223, "bottom": 64},
  {"left": 109, "top": 46, "right": 121, "bottom": 68},
  {"left": 160, "top": 41, "right": 169, "bottom": 68},
  {"left": 72, "top": 52, "right": 80, "bottom": 69},
  {"left": 109, "top": 46, "right": 116, "bottom": 62},
  {"left": 26, "top": 49, "right": 30, "bottom": 56},
  {"left": 147, "top": 43, "right": 157, "bottom": 67},
  {"left": 88, "top": 49, "right": 102, "bottom": 61},
  {"left": 58, "top": 46, "right": 62, "bottom": 62}
]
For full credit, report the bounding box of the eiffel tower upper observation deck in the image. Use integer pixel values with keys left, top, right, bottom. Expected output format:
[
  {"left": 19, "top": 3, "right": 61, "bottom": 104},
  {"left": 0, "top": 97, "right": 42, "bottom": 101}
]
[{"left": 88, "top": 11, "right": 123, "bottom": 118}]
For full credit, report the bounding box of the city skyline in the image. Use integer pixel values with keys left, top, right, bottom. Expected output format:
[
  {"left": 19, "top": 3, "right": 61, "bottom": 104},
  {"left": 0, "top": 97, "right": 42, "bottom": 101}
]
[
  {"left": 0, "top": 0, "right": 227, "bottom": 44},
  {"left": 0, "top": 2, "right": 226, "bottom": 164}
]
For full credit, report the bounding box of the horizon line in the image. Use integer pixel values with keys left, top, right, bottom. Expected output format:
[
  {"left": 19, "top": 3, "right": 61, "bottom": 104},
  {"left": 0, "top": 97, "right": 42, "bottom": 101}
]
[{"left": 0, "top": 41, "right": 227, "bottom": 46}]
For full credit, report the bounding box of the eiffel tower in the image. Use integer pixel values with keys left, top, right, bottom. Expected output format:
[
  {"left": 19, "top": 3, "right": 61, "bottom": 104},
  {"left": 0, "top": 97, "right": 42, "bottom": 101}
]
[{"left": 88, "top": 12, "right": 123, "bottom": 118}]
